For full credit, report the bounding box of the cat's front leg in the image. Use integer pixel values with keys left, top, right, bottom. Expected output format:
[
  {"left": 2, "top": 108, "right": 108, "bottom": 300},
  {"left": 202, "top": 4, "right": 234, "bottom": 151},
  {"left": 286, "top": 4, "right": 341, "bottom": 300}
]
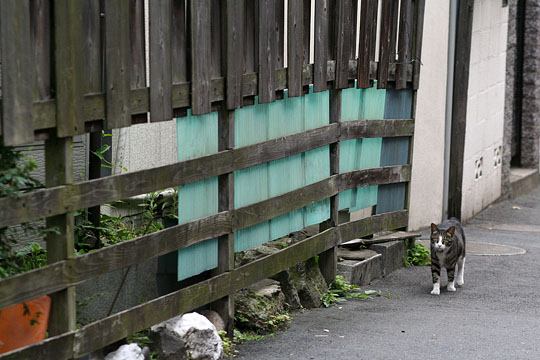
[
  {"left": 447, "top": 266, "right": 456, "bottom": 292},
  {"left": 431, "top": 262, "right": 441, "bottom": 295}
]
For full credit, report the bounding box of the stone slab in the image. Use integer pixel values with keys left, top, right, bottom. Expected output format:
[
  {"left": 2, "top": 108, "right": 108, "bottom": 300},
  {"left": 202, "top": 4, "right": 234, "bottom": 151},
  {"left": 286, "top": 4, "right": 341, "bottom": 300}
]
[
  {"left": 337, "top": 253, "right": 383, "bottom": 286},
  {"left": 369, "top": 240, "right": 406, "bottom": 277}
]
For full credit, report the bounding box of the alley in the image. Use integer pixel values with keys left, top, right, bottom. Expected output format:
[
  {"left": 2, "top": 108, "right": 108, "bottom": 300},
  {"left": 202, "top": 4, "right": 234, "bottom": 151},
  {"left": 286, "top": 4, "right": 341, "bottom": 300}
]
[{"left": 236, "top": 186, "right": 540, "bottom": 360}]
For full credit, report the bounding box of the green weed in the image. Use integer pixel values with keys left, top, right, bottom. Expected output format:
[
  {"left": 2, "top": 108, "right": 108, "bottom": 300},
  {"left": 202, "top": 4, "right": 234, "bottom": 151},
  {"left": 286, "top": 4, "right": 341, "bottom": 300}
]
[{"left": 404, "top": 243, "right": 431, "bottom": 267}]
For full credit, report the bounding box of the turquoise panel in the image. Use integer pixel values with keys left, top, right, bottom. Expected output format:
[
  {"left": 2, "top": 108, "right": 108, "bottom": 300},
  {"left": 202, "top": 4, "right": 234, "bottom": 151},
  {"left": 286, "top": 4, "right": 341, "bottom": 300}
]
[
  {"left": 177, "top": 111, "right": 219, "bottom": 280},
  {"left": 377, "top": 89, "right": 413, "bottom": 214},
  {"left": 339, "top": 84, "right": 386, "bottom": 212},
  {"left": 303, "top": 89, "right": 330, "bottom": 226},
  {"left": 234, "top": 88, "right": 331, "bottom": 252}
]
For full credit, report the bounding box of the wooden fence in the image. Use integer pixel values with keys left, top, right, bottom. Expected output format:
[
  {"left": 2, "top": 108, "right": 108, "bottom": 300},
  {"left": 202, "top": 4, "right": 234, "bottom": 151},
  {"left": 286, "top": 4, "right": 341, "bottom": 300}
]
[{"left": 0, "top": 0, "right": 425, "bottom": 358}]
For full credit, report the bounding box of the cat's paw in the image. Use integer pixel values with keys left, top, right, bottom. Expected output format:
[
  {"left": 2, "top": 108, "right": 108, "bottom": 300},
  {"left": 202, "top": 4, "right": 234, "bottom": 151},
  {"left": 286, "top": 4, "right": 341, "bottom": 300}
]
[
  {"left": 456, "top": 279, "right": 464, "bottom": 286},
  {"left": 430, "top": 288, "right": 440, "bottom": 295},
  {"left": 447, "top": 283, "right": 456, "bottom": 292}
]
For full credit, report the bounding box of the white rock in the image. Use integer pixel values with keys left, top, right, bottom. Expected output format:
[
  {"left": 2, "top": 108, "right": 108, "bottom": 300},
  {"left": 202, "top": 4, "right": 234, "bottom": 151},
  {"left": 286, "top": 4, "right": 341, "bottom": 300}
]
[
  {"left": 151, "top": 312, "right": 223, "bottom": 360},
  {"left": 104, "top": 344, "right": 145, "bottom": 360}
]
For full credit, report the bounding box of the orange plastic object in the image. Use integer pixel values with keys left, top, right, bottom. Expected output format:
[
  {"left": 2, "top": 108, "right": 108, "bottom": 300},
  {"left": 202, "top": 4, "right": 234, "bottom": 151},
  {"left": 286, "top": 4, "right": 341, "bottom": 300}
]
[{"left": 0, "top": 295, "right": 51, "bottom": 354}]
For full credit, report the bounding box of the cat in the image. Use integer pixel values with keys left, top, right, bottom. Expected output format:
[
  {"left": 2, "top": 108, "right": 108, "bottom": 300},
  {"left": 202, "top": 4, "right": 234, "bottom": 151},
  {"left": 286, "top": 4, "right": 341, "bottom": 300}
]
[{"left": 429, "top": 218, "right": 466, "bottom": 295}]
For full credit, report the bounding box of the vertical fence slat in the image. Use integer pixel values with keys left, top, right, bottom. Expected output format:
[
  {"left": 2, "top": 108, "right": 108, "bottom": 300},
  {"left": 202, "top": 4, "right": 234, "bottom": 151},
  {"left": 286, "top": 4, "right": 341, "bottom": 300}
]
[
  {"left": 225, "top": 0, "right": 245, "bottom": 109},
  {"left": 105, "top": 0, "right": 131, "bottom": 128},
  {"left": 150, "top": 0, "right": 172, "bottom": 121},
  {"left": 287, "top": 0, "right": 304, "bottom": 97},
  {"left": 258, "top": 0, "right": 276, "bottom": 103},
  {"left": 54, "top": 0, "right": 85, "bottom": 136},
  {"left": 335, "top": 0, "right": 354, "bottom": 89},
  {"left": 314, "top": 0, "right": 329, "bottom": 92},
  {"left": 244, "top": 0, "right": 257, "bottom": 74},
  {"left": 31, "top": 0, "right": 52, "bottom": 101},
  {"left": 303, "top": 0, "right": 311, "bottom": 65},
  {"left": 130, "top": 0, "right": 148, "bottom": 122},
  {"left": 211, "top": 0, "right": 222, "bottom": 79},
  {"left": 412, "top": 0, "right": 425, "bottom": 89},
  {"left": 275, "top": 0, "right": 285, "bottom": 68},
  {"left": 172, "top": 0, "right": 187, "bottom": 85},
  {"left": 83, "top": 0, "right": 101, "bottom": 95},
  {"left": 45, "top": 135, "right": 76, "bottom": 335},
  {"left": 190, "top": 0, "right": 212, "bottom": 114},
  {"left": 1, "top": 0, "right": 34, "bottom": 145},
  {"left": 396, "top": 0, "right": 412, "bottom": 89},
  {"left": 357, "top": 0, "right": 377, "bottom": 88},
  {"left": 377, "top": 0, "right": 398, "bottom": 88}
]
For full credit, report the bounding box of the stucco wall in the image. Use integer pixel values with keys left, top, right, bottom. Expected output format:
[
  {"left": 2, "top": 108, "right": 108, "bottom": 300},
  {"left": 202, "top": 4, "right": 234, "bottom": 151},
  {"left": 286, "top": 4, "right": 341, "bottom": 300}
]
[
  {"left": 461, "top": 0, "right": 508, "bottom": 220},
  {"left": 408, "top": 1, "right": 450, "bottom": 230}
]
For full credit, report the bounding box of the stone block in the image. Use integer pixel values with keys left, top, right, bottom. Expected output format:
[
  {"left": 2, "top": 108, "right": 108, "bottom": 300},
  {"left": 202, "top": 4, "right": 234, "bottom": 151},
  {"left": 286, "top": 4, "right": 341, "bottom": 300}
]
[
  {"left": 370, "top": 240, "right": 406, "bottom": 277},
  {"left": 337, "top": 253, "right": 383, "bottom": 286}
]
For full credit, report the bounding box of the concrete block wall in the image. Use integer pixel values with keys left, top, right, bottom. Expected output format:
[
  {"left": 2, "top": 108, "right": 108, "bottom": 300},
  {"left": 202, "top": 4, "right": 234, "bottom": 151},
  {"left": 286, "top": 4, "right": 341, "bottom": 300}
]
[{"left": 462, "top": 0, "right": 508, "bottom": 220}]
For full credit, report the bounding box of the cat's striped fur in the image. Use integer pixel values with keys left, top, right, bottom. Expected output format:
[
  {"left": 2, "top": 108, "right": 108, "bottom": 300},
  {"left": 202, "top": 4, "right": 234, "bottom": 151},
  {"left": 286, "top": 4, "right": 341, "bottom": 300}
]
[{"left": 430, "top": 218, "right": 466, "bottom": 295}]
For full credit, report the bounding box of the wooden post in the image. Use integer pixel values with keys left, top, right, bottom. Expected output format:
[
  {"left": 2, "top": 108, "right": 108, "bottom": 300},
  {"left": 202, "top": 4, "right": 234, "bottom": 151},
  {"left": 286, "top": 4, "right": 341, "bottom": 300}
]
[
  {"left": 45, "top": 135, "right": 76, "bottom": 335},
  {"left": 319, "top": 90, "right": 341, "bottom": 285},
  {"left": 213, "top": 110, "right": 235, "bottom": 336},
  {"left": 448, "top": 0, "right": 474, "bottom": 219}
]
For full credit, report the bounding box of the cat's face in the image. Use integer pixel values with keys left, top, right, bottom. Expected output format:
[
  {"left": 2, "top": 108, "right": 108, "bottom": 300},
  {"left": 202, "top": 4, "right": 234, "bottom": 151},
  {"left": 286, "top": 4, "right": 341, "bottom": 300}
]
[{"left": 430, "top": 223, "right": 456, "bottom": 252}]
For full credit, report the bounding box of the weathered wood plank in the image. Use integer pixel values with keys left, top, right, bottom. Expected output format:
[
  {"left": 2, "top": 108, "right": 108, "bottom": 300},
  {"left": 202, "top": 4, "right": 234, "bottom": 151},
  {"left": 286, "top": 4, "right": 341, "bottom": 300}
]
[
  {"left": 377, "top": 0, "right": 398, "bottom": 88},
  {"left": 54, "top": 0, "right": 85, "bottom": 136},
  {"left": 340, "top": 119, "right": 415, "bottom": 139},
  {"left": 339, "top": 210, "right": 409, "bottom": 243},
  {"left": 13, "top": 58, "right": 417, "bottom": 134},
  {"left": 0, "top": 124, "right": 337, "bottom": 227},
  {"left": 0, "top": 0, "right": 34, "bottom": 145},
  {"left": 313, "top": 0, "right": 329, "bottom": 91},
  {"left": 214, "top": 113, "right": 235, "bottom": 334},
  {"left": 130, "top": 0, "right": 147, "bottom": 122},
  {"left": 31, "top": 0, "right": 52, "bottom": 101},
  {"left": 4, "top": 210, "right": 408, "bottom": 358},
  {"left": 258, "top": 0, "right": 276, "bottom": 103},
  {"left": 0, "top": 120, "right": 415, "bottom": 227},
  {"left": 357, "top": 0, "right": 378, "bottom": 88},
  {"left": 396, "top": 0, "right": 412, "bottom": 89},
  {"left": 412, "top": 0, "right": 426, "bottom": 89},
  {"left": 190, "top": 0, "right": 212, "bottom": 114},
  {"left": 334, "top": 0, "right": 354, "bottom": 89},
  {"left": 224, "top": 0, "right": 245, "bottom": 109},
  {"left": 275, "top": 0, "right": 285, "bottom": 69},
  {"left": 287, "top": 0, "right": 304, "bottom": 97},
  {"left": 44, "top": 135, "right": 76, "bottom": 335},
  {"left": 0, "top": 165, "right": 410, "bottom": 308},
  {"left": 105, "top": 0, "right": 131, "bottom": 128},
  {"left": 150, "top": 0, "right": 172, "bottom": 121}
]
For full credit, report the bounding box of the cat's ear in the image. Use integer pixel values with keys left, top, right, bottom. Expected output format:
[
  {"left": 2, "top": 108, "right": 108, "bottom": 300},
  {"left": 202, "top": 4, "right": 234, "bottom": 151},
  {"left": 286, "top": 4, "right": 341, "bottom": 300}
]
[
  {"left": 446, "top": 226, "right": 456, "bottom": 237},
  {"left": 430, "top": 223, "right": 438, "bottom": 233}
]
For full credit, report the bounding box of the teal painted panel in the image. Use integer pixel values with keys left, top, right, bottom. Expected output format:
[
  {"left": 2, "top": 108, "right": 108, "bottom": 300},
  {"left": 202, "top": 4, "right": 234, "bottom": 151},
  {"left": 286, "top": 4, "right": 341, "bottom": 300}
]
[
  {"left": 268, "top": 94, "right": 304, "bottom": 238},
  {"left": 303, "top": 88, "right": 330, "bottom": 226},
  {"left": 235, "top": 89, "right": 331, "bottom": 251},
  {"left": 177, "top": 112, "right": 219, "bottom": 280},
  {"left": 234, "top": 101, "right": 272, "bottom": 250},
  {"left": 377, "top": 89, "right": 413, "bottom": 214},
  {"left": 339, "top": 84, "right": 386, "bottom": 212}
]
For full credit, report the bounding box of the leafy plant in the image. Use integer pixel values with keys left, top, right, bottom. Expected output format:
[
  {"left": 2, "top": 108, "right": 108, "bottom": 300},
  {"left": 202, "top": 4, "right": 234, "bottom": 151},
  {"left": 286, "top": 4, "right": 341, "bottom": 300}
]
[
  {"left": 0, "top": 145, "right": 45, "bottom": 278},
  {"left": 233, "top": 329, "right": 267, "bottom": 343},
  {"left": 404, "top": 243, "right": 431, "bottom": 267},
  {"left": 321, "top": 275, "right": 381, "bottom": 307},
  {"left": 219, "top": 330, "right": 235, "bottom": 358}
]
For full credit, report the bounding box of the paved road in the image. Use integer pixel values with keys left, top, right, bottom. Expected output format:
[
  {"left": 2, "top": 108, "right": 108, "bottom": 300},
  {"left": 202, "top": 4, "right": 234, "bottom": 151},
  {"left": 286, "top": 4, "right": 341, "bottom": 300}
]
[{"left": 236, "top": 186, "right": 540, "bottom": 360}]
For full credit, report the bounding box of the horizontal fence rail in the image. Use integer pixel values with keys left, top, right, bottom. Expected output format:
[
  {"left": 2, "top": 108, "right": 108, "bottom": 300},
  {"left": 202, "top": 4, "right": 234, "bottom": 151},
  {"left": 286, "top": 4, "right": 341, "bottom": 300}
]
[
  {"left": 2, "top": 210, "right": 408, "bottom": 360},
  {"left": 0, "top": 165, "right": 411, "bottom": 308},
  {"left": 0, "top": 119, "right": 414, "bottom": 228}
]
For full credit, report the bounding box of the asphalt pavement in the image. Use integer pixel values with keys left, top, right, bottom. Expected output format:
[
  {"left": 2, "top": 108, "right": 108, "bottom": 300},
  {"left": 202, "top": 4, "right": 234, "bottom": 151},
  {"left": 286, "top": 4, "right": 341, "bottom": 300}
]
[{"left": 236, "top": 185, "right": 540, "bottom": 360}]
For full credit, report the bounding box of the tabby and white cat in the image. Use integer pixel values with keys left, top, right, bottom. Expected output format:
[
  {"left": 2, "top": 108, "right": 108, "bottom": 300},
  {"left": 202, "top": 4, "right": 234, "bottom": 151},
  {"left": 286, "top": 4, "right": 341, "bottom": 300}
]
[{"left": 429, "top": 218, "right": 466, "bottom": 295}]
